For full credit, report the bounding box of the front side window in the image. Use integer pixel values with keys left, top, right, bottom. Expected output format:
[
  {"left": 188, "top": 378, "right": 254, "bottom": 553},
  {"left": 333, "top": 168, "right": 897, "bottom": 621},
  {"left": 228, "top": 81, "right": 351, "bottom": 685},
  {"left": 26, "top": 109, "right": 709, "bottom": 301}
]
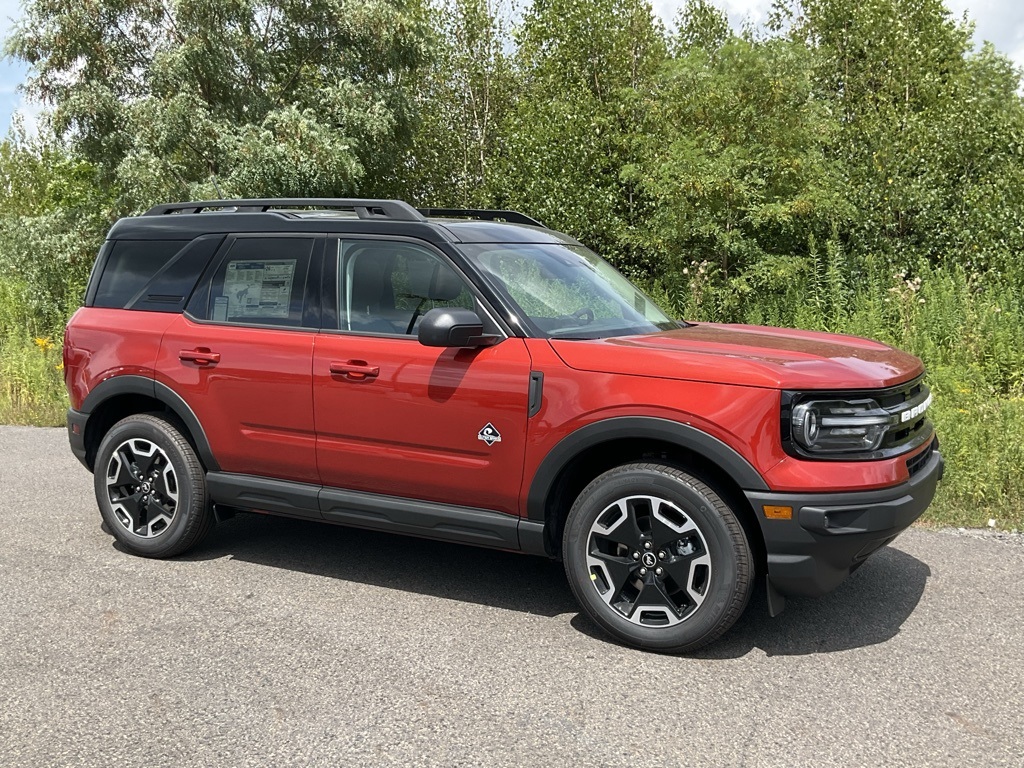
[
  {"left": 207, "top": 237, "right": 314, "bottom": 326},
  {"left": 458, "top": 243, "right": 679, "bottom": 339},
  {"left": 337, "top": 240, "right": 475, "bottom": 335}
]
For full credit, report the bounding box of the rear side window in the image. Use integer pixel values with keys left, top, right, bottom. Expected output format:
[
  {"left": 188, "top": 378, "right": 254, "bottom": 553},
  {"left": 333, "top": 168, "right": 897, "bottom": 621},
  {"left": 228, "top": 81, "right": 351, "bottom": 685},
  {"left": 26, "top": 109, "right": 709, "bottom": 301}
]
[
  {"left": 205, "top": 237, "right": 315, "bottom": 327},
  {"left": 92, "top": 240, "right": 189, "bottom": 309}
]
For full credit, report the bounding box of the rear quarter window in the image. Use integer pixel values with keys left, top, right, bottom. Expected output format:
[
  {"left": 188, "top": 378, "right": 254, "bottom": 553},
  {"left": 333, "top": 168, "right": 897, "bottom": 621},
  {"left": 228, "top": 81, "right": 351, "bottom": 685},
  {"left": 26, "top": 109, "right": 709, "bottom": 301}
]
[
  {"left": 92, "top": 240, "right": 188, "bottom": 309},
  {"left": 91, "top": 237, "right": 224, "bottom": 312}
]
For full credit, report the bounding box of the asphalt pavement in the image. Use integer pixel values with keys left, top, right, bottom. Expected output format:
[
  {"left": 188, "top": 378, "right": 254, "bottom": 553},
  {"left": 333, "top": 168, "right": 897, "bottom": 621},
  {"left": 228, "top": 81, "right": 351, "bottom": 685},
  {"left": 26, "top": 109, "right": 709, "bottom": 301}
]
[{"left": 1, "top": 426, "right": 1022, "bottom": 767}]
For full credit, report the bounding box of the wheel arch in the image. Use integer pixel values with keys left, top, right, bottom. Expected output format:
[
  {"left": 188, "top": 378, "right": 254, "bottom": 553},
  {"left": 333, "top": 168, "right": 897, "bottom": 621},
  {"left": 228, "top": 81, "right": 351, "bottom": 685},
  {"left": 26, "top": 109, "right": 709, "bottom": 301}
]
[
  {"left": 80, "top": 375, "right": 219, "bottom": 472},
  {"left": 526, "top": 417, "right": 768, "bottom": 560}
]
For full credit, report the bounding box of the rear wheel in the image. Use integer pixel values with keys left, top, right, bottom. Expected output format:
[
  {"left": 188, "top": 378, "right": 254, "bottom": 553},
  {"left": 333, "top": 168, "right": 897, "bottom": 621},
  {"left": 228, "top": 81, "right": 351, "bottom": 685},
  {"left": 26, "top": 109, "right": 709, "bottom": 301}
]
[
  {"left": 94, "top": 414, "right": 213, "bottom": 558},
  {"left": 563, "top": 462, "right": 753, "bottom": 653}
]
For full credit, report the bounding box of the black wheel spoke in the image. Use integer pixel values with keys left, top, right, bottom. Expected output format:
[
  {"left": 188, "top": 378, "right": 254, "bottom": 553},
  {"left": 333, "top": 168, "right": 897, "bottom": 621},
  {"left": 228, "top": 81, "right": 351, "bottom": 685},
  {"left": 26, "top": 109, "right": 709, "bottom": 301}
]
[
  {"left": 150, "top": 496, "right": 173, "bottom": 517},
  {"left": 649, "top": 501, "right": 697, "bottom": 548},
  {"left": 152, "top": 470, "right": 175, "bottom": 499},
  {"left": 114, "top": 492, "right": 143, "bottom": 529},
  {"left": 110, "top": 449, "right": 138, "bottom": 489},
  {"left": 629, "top": 578, "right": 680, "bottom": 618},
  {"left": 132, "top": 446, "right": 159, "bottom": 477},
  {"left": 589, "top": 551, "right": 635, "bottom": 597},
  {"left": 594, "top": 501, "right": 644, "bottom": 549},
  {"left": 662, "top": 554, "right": 698, "bottom": 591},
  {"left": 135, "top": 502, "right": 151, "bottom": 535}
]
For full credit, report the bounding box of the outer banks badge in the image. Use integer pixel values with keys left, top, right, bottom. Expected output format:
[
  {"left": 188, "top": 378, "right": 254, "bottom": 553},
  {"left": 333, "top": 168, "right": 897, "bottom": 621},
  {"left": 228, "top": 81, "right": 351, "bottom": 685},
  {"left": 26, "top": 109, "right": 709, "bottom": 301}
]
[{"left": 478, "top": 423, "right": 502, "bottom": 446}]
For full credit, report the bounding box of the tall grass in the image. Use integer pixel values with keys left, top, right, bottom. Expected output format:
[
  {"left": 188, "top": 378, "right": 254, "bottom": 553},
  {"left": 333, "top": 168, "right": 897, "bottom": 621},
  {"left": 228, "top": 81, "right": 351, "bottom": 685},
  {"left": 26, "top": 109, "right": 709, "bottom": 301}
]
[
  {"left": 0, "top": 336, "right": 67, "bottom": 426},
  {"left": 0, "top": 279, "right": 69, "bottom": 425}
]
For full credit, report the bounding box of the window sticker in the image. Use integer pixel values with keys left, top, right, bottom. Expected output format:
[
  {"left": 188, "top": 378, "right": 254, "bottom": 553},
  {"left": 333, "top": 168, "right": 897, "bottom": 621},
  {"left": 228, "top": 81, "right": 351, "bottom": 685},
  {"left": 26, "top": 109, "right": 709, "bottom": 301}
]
[{"left": 222, "top": 259, "right": 296, "bottom": 318}]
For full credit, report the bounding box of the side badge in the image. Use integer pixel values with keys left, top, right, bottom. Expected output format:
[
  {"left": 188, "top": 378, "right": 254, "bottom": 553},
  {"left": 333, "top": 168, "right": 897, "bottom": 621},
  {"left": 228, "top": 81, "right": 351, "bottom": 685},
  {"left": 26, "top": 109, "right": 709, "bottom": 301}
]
[{"left": 478, "top": 423, "right": 502, "bottom": 446}]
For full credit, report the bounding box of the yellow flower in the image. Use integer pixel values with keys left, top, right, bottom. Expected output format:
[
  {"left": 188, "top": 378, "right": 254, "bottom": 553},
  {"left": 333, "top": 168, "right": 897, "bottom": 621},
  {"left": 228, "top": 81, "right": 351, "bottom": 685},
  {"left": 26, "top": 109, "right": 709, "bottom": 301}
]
[
  {"left": 55, "top": 363, "right": 64, "bottom": 371},
  {"left": 33, "top": 337, "right": 54, "bottom": 351}
]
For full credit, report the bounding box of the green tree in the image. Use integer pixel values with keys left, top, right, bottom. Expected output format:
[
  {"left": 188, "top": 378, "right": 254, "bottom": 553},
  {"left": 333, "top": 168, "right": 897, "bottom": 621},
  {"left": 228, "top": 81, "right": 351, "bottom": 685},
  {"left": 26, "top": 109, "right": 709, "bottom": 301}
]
[
  {"left": 783, "top": 0, "right": 1024, "bottom": 274},
  {"left": 632, "top": 1, "right": 850, "bottom": 323},
  {"left": 495, "top": 0, "right": 667, "bottom": 267},
  {"left": 399, "top": 0, "right": 515, "bottom": 207},
  {"left": 647, "top": 7, "right": 849, "bottom": 273},
  {"left": 7, "top": 0, "right": 430, "bottom": 208}
]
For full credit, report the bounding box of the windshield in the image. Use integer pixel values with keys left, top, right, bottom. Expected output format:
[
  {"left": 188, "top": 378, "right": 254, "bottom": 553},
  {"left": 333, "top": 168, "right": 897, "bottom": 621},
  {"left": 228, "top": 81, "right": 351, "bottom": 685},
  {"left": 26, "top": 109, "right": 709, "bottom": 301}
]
[{"left": 458, "top": 243, "right": 680, "bottom": 339}]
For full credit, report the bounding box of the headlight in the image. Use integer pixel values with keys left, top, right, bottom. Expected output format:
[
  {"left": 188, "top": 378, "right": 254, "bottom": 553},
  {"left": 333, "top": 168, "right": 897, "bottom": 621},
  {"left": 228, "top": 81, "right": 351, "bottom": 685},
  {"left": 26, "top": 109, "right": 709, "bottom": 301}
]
[{"left": 791, "top": 399, "right": 891, "bottom": 453}]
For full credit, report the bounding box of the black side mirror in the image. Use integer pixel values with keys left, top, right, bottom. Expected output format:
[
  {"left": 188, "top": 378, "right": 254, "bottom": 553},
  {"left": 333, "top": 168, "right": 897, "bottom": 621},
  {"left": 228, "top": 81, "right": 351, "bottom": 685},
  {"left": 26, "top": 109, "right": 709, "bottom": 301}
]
[{"left": 417, "top": 308, "right": 499, "bottom": 348}]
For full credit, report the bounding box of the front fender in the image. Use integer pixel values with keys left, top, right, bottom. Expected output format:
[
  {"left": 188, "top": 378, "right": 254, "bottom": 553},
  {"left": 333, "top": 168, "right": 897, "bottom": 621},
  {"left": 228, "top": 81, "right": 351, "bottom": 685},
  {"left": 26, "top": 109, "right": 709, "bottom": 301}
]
[{"left": 525, "top": 415, "right": 769, "bottom": 522}]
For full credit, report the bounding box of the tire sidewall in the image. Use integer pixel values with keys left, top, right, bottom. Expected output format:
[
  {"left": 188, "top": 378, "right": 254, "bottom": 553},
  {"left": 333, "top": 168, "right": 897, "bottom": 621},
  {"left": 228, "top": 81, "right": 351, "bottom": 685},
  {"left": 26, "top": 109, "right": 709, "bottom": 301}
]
[
  {"left": 564, "top": 466, "right": 747, "bottom": 652},
  {"left": 94, "top": 416, "right": 201, "bottom": 557}
]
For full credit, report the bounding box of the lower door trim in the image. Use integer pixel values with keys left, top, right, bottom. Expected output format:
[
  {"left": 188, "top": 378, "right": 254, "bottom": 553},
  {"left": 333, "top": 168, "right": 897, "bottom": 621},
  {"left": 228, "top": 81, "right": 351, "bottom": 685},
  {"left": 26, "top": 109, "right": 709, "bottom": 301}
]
[{"left": 207, "top": 471, "right": 522, "bottom": 551}]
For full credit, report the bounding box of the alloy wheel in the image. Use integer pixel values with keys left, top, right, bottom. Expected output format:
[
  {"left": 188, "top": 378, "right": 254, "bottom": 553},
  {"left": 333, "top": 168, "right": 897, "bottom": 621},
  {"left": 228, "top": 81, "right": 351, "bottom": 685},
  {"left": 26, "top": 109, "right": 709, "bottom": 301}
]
[
  {"left": 585, "top": 494, "right": 712, "bottom": 627},
  {"left": 104, "top": 438, "right": 179, "bottom": 538}
]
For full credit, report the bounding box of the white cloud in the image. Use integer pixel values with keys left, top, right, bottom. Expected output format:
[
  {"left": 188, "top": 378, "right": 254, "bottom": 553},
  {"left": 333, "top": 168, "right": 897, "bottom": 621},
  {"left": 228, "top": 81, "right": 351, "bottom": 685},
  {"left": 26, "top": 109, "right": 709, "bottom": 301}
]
[{"left": 10, "top": 94, "right": 43, "bottom": 137}]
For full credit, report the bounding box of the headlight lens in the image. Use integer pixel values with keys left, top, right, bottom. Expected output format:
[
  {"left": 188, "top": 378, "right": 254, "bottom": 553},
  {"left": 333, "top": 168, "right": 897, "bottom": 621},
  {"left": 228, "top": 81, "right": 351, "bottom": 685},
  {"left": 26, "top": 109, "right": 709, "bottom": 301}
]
[{"left": 791, "top": 399, "right": 891, "bottom": 453}]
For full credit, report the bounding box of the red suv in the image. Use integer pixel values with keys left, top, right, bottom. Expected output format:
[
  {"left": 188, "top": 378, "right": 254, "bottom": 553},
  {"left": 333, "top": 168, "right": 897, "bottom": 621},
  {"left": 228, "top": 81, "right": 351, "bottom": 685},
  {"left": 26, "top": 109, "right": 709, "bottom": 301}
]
[{"left": 64, "top": 198, "right": 943, "bottom": 652}]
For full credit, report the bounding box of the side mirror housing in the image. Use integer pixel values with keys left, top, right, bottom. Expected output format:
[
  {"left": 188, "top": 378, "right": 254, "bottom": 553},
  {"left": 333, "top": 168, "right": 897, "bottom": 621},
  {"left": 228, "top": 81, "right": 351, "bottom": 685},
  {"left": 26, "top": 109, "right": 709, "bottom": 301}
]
[{"left": 417, "top": 308, "right": 499, "bottom": 348}]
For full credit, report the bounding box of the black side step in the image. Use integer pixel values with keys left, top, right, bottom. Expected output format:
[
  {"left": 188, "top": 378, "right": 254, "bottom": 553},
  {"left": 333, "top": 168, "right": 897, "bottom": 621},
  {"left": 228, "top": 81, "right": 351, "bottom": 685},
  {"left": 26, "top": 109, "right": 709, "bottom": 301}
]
[{"left": 207, "top": 472, "right": 536, "bottom": 552}]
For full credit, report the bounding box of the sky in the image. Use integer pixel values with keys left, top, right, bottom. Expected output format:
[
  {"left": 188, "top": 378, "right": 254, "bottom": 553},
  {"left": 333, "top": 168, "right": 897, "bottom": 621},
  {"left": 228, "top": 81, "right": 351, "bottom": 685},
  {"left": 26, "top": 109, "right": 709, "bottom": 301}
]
[{"left": 0, "top": 0, "right": 1022, "bottom": 136}]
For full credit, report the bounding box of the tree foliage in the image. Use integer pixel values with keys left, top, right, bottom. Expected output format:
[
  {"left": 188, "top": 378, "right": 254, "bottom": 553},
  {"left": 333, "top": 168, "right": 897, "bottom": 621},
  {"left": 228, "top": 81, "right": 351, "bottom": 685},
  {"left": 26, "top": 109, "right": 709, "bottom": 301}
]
[
  {"left": 6, "top": 0, "right": 430, "bottom": 207},
  {"left": 398, "top": 0, "right": 515, "bottom": 206},
  {"left": 493, "top": 0, "right": 667, "bottom": 265}
]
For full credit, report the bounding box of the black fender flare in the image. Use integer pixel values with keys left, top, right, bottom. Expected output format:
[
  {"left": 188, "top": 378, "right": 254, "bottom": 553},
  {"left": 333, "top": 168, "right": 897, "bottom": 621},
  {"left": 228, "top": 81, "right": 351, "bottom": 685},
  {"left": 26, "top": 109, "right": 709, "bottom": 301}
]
[
  {"left": 80, "top": 375, "right": 220, "bottom": 471},
  {"left": 526, "top": 416, "right": 768, "bottom": 522}
]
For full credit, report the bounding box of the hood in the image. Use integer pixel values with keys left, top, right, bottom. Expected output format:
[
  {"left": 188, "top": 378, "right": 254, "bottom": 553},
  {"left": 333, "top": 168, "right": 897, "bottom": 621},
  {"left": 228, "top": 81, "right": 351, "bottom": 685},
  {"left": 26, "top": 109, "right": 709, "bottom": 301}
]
[{"left": 550, "top": 323, "right": 924, "bottom": 390}]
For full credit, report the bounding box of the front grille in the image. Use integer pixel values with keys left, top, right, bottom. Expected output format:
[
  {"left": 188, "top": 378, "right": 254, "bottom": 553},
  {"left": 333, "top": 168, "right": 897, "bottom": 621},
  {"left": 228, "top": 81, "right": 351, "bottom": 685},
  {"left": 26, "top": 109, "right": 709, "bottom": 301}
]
[{"left": 877, "top": 377, "right": 932, "bottom": 452}]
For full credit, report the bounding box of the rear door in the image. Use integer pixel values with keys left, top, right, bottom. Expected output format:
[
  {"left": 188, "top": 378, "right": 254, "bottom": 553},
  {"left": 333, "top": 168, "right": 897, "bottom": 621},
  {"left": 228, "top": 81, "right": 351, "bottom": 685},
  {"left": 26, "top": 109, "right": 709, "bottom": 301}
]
[
  {"left": 155, "top": 234, "right": 323, "bottom": 486},
  {"left": 313, "top": 237, "right": 533, "bottom": 516}
]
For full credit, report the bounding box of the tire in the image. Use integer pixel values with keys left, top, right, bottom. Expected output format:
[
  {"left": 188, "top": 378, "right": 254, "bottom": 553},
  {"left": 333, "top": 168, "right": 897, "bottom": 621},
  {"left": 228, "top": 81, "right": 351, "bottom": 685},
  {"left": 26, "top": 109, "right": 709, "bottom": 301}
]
[
  {"left": 563, "top": 462, "right": 753, "bottom": 653},
  {"left": 93, "top": 413, "right": 214, "bottom": 558}
]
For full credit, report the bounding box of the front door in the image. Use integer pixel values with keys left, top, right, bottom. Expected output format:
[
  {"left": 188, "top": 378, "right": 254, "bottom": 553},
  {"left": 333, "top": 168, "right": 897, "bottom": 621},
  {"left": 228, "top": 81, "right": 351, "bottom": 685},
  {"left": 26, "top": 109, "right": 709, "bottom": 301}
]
[{"left": 313, "top": 238, "right": 532, "bottom": 515}]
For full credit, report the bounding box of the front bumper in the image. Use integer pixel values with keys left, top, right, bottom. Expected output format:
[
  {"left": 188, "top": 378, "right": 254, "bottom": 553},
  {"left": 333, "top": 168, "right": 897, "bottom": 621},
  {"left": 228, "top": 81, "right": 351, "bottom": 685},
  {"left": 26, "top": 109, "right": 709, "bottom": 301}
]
[{"left": 744, "top": 443, "right": 944, "bottom": 598}]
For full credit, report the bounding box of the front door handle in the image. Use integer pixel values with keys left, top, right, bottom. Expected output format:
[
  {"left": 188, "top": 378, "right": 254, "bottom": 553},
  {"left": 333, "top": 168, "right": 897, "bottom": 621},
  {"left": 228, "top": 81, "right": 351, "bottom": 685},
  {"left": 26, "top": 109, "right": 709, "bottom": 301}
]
[
  {"left": 329, "top": 360, "right": 380, "bottom": 380},
  {"left": 179, "top": 348, "right": 221, "bottom": 366}
]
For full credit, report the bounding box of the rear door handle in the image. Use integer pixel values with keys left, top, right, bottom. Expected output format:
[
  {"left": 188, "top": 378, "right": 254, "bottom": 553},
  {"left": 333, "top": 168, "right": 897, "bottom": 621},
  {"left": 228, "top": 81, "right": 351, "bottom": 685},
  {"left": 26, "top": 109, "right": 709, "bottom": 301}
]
[
  {"left": 329, "top": 360, "right": 380, "bottom": 380},
  {"left": 179, "top": 348, "right": 221, "bottom": 366}
]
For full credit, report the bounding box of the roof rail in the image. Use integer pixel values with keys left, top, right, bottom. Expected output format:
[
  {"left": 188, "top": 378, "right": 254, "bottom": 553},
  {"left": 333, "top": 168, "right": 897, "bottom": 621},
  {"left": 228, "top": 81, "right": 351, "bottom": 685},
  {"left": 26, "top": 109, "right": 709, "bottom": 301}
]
[
  {"left": 418, "top": 208, "right": 545, "bottom": 228},
  {"left": 143, "top": 198, "right": 426, "bottom": 222}
]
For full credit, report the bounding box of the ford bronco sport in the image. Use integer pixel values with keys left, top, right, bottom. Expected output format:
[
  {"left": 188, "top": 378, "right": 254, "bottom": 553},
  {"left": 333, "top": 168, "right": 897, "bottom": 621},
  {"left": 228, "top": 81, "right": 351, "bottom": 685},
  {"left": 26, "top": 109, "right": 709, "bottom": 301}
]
[{"left": 64, "top": 198, "right": 943, "bottom": 652}]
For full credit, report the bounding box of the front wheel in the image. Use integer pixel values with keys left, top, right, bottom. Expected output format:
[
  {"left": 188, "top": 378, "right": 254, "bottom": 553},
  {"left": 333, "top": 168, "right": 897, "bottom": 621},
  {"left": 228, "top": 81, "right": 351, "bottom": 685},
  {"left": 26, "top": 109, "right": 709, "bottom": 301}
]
[
  {"left": 563, "top": 463, "right": 753, "bottom": 653},
  {"left": 93, "top": 413, "right": 213, "bottom": 558}
]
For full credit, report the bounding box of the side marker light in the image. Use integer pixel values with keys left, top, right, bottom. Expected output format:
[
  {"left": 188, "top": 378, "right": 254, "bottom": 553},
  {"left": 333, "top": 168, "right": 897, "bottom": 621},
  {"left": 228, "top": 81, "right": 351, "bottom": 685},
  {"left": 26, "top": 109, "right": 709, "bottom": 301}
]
[{"left": 763, "top": 505, "right": 793, "bottom": 520}]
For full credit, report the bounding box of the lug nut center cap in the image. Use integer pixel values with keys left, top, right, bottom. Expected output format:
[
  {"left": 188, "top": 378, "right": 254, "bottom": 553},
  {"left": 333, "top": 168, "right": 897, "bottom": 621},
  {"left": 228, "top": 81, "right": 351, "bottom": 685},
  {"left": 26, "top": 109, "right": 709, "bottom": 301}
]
[
  {"left": 141, "top": 482, "right": 152, "bottom": 493},
  {"left": 641, "top": 552, "right": 657, "bottom": 568}
]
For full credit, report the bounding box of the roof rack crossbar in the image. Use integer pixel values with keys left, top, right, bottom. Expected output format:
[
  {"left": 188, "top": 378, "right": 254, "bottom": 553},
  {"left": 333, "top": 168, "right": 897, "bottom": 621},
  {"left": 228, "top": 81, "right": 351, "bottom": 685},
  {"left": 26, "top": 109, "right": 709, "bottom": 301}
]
[
  {"left": 143, "top": 198, "right": 426, "bottom": 222},
  {"left": 417, "top": 208, "right": 545, "bottom": 228}
]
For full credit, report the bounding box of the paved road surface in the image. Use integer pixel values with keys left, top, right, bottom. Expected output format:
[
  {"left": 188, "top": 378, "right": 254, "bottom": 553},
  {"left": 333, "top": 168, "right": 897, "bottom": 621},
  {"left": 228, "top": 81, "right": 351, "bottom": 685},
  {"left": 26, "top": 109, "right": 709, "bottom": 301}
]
[{"left": 1, "top": 426, "right": 1022, "bottom": 767}]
